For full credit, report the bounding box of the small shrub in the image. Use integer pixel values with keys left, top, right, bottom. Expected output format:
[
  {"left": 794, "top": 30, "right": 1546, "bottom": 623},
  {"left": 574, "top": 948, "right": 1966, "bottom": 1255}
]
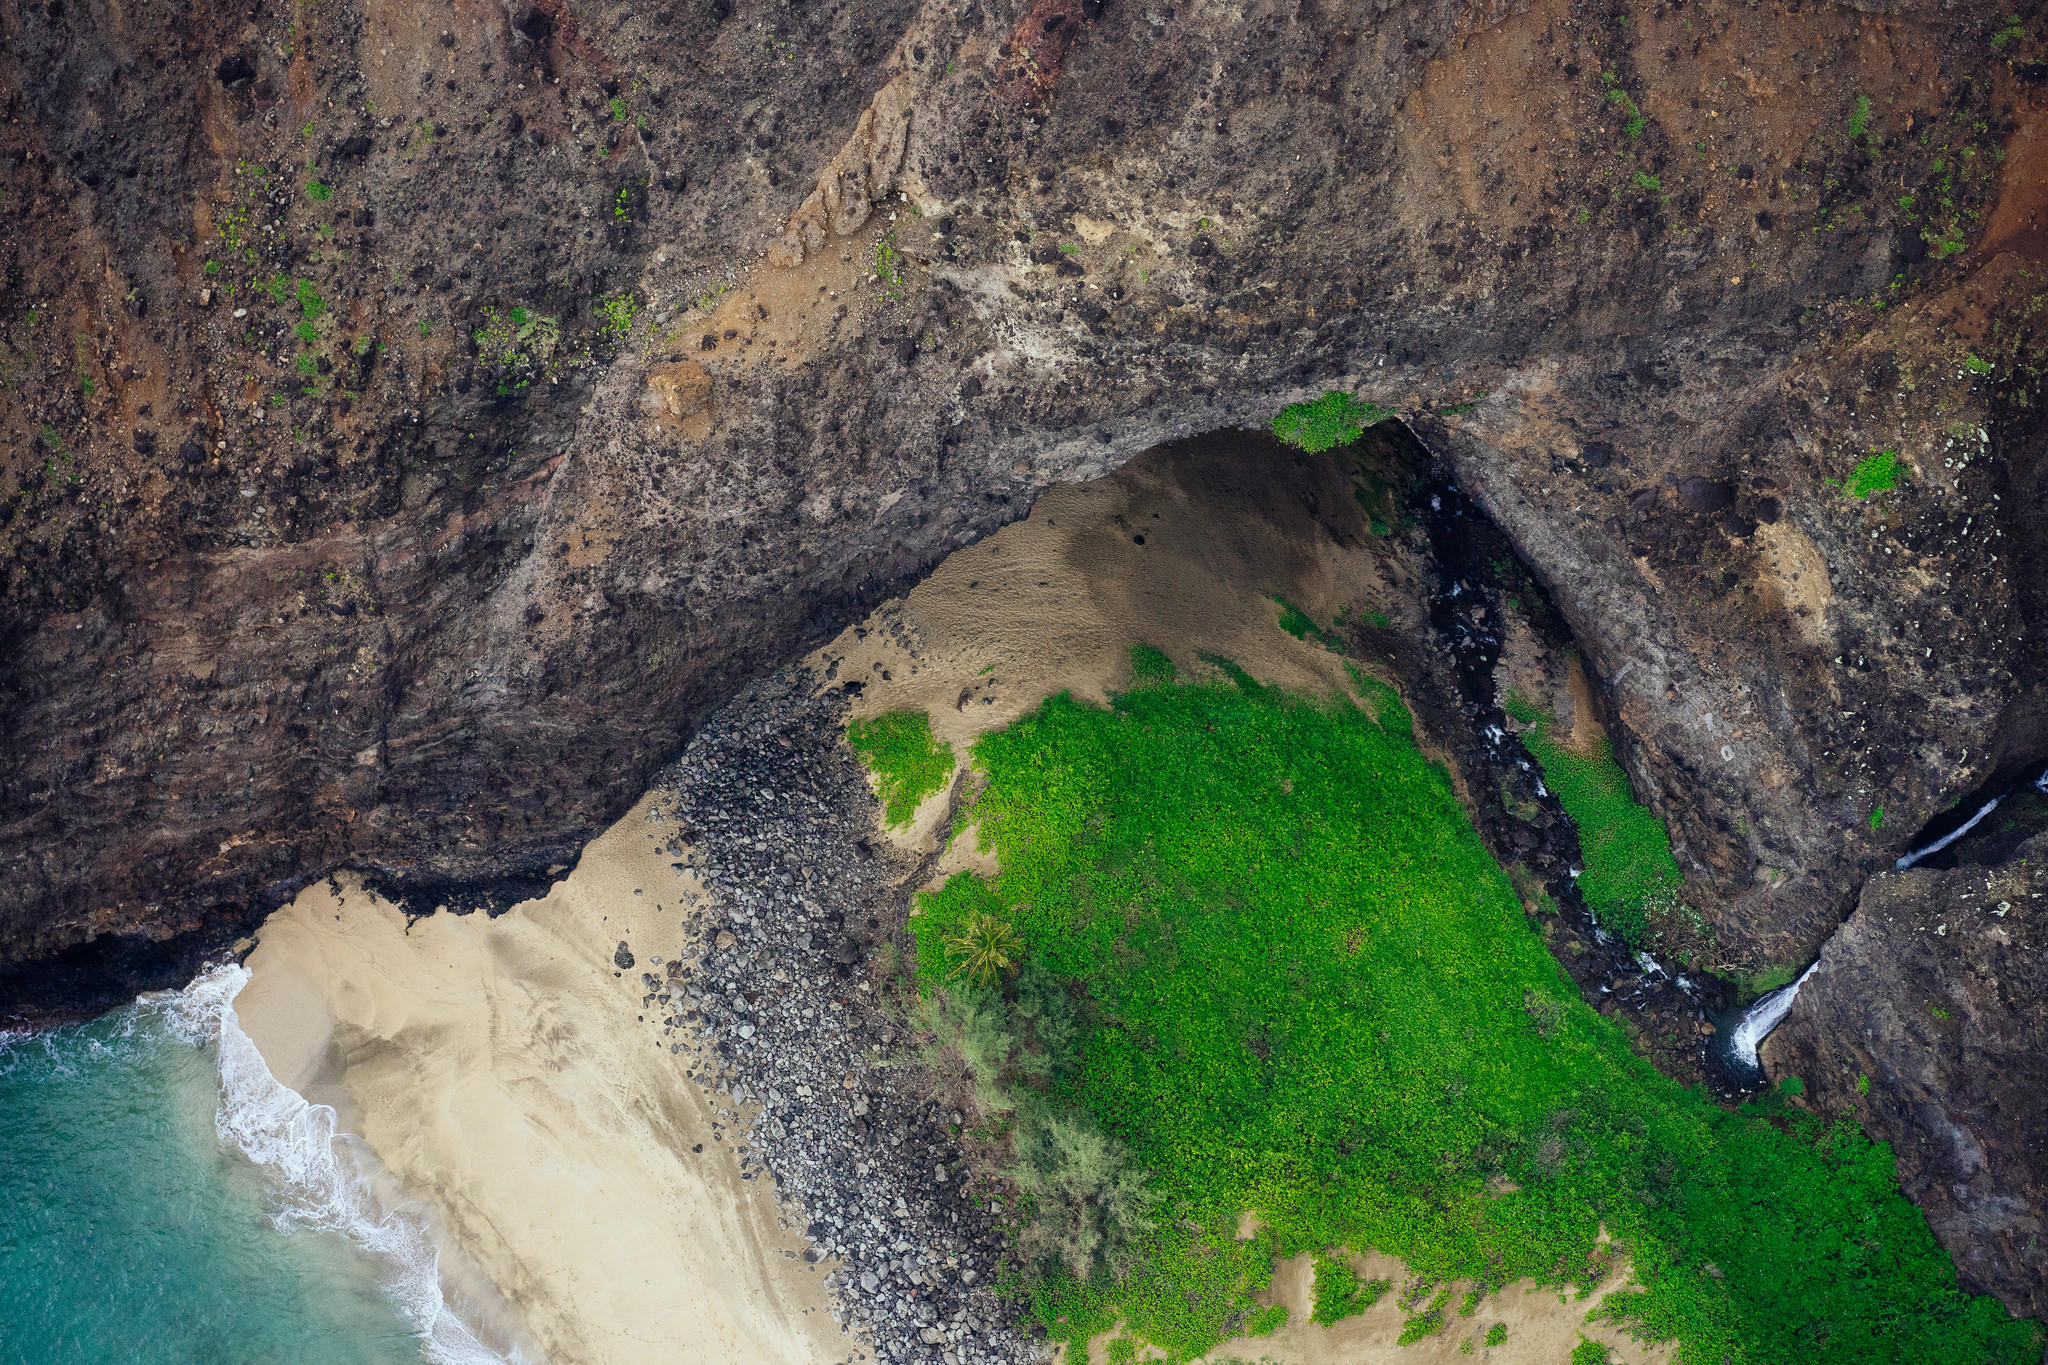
[
  {"left": 1846, "top": 450, "right": 1902, "bottom": 499},
  {"left": 1990, "top": 14, "right": 2026, "bottom": 48},
  {"left": 1963, "top": 354, "right": 1994, "bottom": 375},
  {"left": 305, "top": 178, "right": 332, "bottom": 201},
  {"left": 1398, "top": 1292, "right": 1450, "bottom": 1344},
  {"left": 1524, "top": 989, "right": 1569, "bottom": 1038},
  {"left": 914, "top": 986, "right": 1020, "bottom": 1113},
  {"left": 1848, "top": 95, "right": 1871, "bottom": 139},
  {"left": 1246, "top": 1304, "right": 1288, "bottom": 1337},
  {"left": 1311, "top": 1252, "right": 1389, "bottom": 1324},
  {"left": 847, "top": 709, "right": 955, "bottom": 826},
  {"left": 1485, "top": 1322, "right": 1508, "bottom": 1346},
  {"left": 1272, "top": 391, "right": 1395, "bottom": 453},
  {"left": 1011, "top": 1105, "right": 1158, "bottom": 1282},
  {"left": 1571, "top": 1337, "right": 1611, "bottom": 1365}
]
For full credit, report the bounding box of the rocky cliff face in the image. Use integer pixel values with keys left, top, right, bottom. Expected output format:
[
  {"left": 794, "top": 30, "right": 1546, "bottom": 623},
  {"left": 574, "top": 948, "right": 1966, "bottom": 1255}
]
[
  {"left": 1766, "top": 824, "right": 2048, "bottom": 1319},
  {"left": 1, "top": 0, "right": 2045, "bottom": 1307}
]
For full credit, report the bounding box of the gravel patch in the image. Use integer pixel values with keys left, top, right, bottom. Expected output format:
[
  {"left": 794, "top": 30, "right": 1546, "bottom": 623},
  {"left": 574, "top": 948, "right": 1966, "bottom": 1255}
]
[{"left": 644, "top": 666, "right": 1045, "bottom": 1365}]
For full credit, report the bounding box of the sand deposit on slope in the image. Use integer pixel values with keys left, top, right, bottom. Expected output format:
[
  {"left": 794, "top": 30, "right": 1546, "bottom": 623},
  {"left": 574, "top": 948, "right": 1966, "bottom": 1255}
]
[
  {"left": 809, "top": 432, "right": 1413, "bottom": 853},
  {"left": 235, "top": 794, "right": 846, "bottom": 1365}
]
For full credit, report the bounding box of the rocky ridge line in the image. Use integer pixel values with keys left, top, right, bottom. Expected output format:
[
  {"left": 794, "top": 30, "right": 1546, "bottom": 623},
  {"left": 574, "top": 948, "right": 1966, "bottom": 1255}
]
[{"left": 649, "top": 666, "right": 1042, "bottom": 1365}]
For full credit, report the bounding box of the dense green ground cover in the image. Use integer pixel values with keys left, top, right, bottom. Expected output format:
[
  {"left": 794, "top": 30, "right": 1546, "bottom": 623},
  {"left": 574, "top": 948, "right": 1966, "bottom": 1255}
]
[
  {"left": 1505, "top": 692, "right": 1681, "bottom": 947},
  {"left": 848, "top": 709, "right": 955, "bottom": 826},
  {"left": 912, "top": 659, "right": 2035, "bottom": 1364}
]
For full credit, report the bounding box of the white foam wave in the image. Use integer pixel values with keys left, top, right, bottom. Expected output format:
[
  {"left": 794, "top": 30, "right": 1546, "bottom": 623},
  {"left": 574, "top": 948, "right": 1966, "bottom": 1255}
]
[{"left": 163, "top": 965, "right": 517, "bottom": 1365}]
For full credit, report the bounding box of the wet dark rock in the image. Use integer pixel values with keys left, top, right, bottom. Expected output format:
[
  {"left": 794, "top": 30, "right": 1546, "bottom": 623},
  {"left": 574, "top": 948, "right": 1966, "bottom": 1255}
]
[
  {"left": 214, "top": 52, "right": 255, "bottom": 86},
  {"left": 614, "top": 941, "right": 635, "bottom": 969},
  {"left": 1675, "top": 476, "right": 1734, "bottom": 514}
]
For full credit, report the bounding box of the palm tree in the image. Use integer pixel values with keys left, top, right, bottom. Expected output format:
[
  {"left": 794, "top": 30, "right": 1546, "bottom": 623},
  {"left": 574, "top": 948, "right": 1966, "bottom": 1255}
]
[{"left": 946, "top": 911, "right": 1024, "bottom": 987}]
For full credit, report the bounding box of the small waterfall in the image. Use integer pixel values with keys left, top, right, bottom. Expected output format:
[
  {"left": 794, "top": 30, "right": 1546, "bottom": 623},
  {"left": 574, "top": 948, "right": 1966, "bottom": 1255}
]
[
  {"left": 1720, "top": 962, "right": 1821, "bottom": 1076},
  {"left": 1894, "top": 795, "right": 2004, "bottom": 871}
]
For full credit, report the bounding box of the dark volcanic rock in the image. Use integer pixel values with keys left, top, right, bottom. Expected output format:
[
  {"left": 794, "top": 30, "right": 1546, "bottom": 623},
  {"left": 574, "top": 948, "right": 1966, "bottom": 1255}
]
[{"left": 1766, "top": 836, "right": 2048, "bottom": 1319}]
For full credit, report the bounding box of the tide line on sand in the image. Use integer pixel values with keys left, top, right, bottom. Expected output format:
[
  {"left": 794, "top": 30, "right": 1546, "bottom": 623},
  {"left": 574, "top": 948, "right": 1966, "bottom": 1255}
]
[{"left": 168, "top": 964, "right": 519, "bottom": 1365}]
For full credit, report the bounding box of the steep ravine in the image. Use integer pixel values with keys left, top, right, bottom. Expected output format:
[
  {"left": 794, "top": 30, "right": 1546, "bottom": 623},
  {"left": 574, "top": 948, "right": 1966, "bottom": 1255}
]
[{"left": 3, "top": 0, "right": 2048, "bottom": 1330}]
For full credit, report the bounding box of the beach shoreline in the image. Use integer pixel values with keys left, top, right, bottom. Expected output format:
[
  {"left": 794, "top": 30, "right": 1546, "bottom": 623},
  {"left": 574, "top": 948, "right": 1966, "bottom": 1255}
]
[{"left": 235, "top": 794, "right": 847, "bottom": 1365}]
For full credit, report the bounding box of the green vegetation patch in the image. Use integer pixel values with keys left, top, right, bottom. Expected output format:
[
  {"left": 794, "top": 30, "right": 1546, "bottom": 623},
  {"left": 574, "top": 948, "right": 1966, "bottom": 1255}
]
[
  {"left": 1246, "top": 1303, "right": 1288, "bottom": 1336},
  {"left": 1128, "top": 643, "right": 1178, "bottom": 685},
  {"left": 1847, "top": 450, "right": 1903, "bottom": 499},
  {"left": 1310, "top": 1253, "right": 1390, "bottom": 1325},
  {"left": 1271, "top": 391, "right": 1396, "bottom": 454},
  {"left": 909, "top": 674, "right": 2032, "bottom": 1364},
  {"left": 847, "top": 709, "right": 955, "bottom": 827},
  {"left": 1505, "top": 692, "right": 1679, "bottom": 946}
]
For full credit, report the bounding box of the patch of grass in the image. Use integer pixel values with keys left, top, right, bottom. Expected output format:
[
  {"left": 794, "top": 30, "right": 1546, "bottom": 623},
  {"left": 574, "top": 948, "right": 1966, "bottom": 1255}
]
[
  {"left": 908, "top": 677, "right": 2033, "bottom": 1365},
  {"left": 1246, "top": 1304, "right": 1288, "bottom": 1337},
  {"left": 1963, "top": 354, "right": 1995, "bottom": 375},
  {"left": 1602, "top": 72, "right": 1646, "bottom": 139},
  {"left": 1506, "top": 693, "right": 1680, "bottom": 947},
  {"left": 1849, "top": 95, "right": 1872, "bottom": 140},
  {"left": 305, "top": 178, "right": 332, "bottom": 201},
  {"left": 1310, "top": 1253, "right": 1389, "bottom": 1325},
  {"left": 1990, "top": 14, "right": 2026, "bottom": 48},
  {"left": 1735, "top": 962, "right": 1800, "bottom": 1001},
  {"left": 1572, "top": 1337, "right": 1612, "bottom": 1365},
  {"left": 1272, "top": 597, "right": 1345, "bottom": 653},
  {"left": 847, "top": 709, "right": 955, "bottom": 826},
  {"left": 1271, "top": 391, "right": 1396, "bottom": 454},
  {"left": 1129, "top": 643, "right": 1177, "bottom": 685},
  {"left": 1847, "top": 450, "right": 1903, "bottom": 499}
]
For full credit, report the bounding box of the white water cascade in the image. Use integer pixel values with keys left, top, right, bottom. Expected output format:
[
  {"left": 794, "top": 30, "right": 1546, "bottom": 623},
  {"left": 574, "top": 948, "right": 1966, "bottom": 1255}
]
[
  {"left": 1894, "top": 795, "right": 2005, "bottom": 871},
  {"left": 1725, "top": 961, "right": 1822, "bottom": 1072}
]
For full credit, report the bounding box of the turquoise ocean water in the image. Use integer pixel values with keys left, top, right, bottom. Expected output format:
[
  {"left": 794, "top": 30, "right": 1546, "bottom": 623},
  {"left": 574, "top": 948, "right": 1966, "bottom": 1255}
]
[{"left": 0, "top": 966, "right": 507, "bottom": 1365}]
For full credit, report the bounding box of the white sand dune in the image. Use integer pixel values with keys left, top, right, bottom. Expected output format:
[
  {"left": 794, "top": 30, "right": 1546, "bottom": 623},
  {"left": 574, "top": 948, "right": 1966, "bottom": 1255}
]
[{"left": 235, "top": 795, "right": 846, "bottom": 1365}]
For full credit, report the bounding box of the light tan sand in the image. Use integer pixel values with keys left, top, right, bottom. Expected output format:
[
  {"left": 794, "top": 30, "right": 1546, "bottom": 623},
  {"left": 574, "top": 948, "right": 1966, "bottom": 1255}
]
[
  {"left": 808, "top": 435, "right": 1414, "bottom": 855},
  {"left": 235, "top": 793, "right": 849, "bottom": 1365},
  {"left": 1164, "top": 1247, "right": 1673, "bottom": 1365}
]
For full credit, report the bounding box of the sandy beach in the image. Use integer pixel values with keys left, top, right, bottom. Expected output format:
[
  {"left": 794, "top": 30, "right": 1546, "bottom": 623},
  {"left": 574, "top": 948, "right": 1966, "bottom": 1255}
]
[{"left": 234, "top": 793, "right": 847, "bottom": 1365}]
